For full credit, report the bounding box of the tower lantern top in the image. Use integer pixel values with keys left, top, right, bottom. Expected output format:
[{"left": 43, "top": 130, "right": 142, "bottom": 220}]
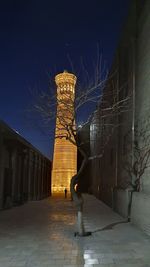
[{"left": 55, "top": 71, "right": 77, "bottom": 87}]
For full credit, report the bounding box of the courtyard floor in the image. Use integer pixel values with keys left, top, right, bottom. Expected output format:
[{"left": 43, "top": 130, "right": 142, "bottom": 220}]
[{"left": 0, "top": 194, "right": 150, "bottom": 267}]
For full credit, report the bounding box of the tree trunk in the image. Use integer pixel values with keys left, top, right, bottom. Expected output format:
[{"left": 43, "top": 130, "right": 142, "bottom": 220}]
[
  {"left": 70, "top": 146, "right": 91, "bottom": 236},
  {"left": 77, "top": 210, "right": 85, "bottom": 235}
]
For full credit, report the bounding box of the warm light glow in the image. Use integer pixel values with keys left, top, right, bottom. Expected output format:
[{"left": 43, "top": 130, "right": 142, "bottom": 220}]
[{"left": 52, "top": 71, "right": 77, "bottom": 193}]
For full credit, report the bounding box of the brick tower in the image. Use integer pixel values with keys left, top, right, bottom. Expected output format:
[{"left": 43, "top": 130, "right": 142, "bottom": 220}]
[{"left": 52, "top": 71, "right": 77, "bottom": 193}]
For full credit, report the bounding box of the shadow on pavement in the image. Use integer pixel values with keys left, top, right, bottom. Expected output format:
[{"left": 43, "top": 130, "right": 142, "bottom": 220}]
[{"left": 92, "top": 220, "right": 129, "bottom": 233}]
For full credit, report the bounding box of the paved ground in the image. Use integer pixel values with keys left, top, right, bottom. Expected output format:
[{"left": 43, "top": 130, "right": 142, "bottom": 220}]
[{"left": 0, "top": 194, "right": 150, "bottom": 267}]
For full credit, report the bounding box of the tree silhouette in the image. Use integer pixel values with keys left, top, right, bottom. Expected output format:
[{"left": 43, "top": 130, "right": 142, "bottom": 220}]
[{"left": 31, "top": 54, "right": 131, "bottom": 236}]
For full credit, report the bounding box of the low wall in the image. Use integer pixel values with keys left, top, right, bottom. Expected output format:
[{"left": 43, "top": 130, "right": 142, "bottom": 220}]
[
  {"left": 113, "top": 189, "right": 129, "bottom": 218},
  {"left": 131, "top": 192, "right": 150, "bottom": 236}
]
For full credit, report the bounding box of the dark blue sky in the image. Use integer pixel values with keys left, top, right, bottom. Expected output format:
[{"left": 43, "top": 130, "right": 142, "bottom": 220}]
[{"left": 0, "top": 0, "right": 131, "bottom": 159}]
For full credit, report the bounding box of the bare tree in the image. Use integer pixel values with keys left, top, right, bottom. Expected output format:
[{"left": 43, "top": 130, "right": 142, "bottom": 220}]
[
  {"left": 122, "top": 116, "right": 150, "bottom": 220},
  {"left": 31, "top": 54, "right": 131, "bottom": 236},
  {"left": 124, "top": 118, "right": 150, "bottom": 191}
]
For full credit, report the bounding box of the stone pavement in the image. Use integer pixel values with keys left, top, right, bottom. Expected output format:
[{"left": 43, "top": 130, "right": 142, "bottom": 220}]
[{"left": 0, "top": 194, "right": 150, "bottom": 267}]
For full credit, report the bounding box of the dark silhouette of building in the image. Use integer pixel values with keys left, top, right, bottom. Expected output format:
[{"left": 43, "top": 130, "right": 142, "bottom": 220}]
[
  {"left": 0, "top": 120, "right": 51, "bottom": 210},
  {"left": 77, "top": 123, "right": 91, "bottom": 193}
]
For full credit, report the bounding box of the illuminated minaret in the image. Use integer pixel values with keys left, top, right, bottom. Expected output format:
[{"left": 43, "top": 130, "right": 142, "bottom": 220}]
[{"left": 52, "top": 71, "right": 77, "bottom": 193}]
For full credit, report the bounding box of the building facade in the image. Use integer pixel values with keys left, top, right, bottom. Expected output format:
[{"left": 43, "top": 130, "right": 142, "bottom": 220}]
[
  {"left": 89, "top": 0, "right": 150, "bottom": 235},
  {"left": 52, "top": 71, "right": 77, "bottom": 193},
  {"left": 77, "top": 123, "right": 91, "bottom": 193},
  {"left": 0, "top": 120, "right": 51, "bottom": 210}
]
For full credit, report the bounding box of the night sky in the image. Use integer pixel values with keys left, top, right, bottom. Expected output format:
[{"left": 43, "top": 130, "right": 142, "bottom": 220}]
[{"left": 0, "top": 0, "right": 131, "bottom": 159}]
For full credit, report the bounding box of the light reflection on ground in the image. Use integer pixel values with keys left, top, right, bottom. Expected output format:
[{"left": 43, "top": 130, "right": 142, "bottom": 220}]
[{"left": 0, "top": 194, "right": 150, "bottom": 266}]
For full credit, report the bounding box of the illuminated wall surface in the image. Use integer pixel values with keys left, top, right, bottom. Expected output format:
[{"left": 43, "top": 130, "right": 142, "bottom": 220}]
[{"left": 52, "top": 71, "right": 77, "bottom": 193}]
